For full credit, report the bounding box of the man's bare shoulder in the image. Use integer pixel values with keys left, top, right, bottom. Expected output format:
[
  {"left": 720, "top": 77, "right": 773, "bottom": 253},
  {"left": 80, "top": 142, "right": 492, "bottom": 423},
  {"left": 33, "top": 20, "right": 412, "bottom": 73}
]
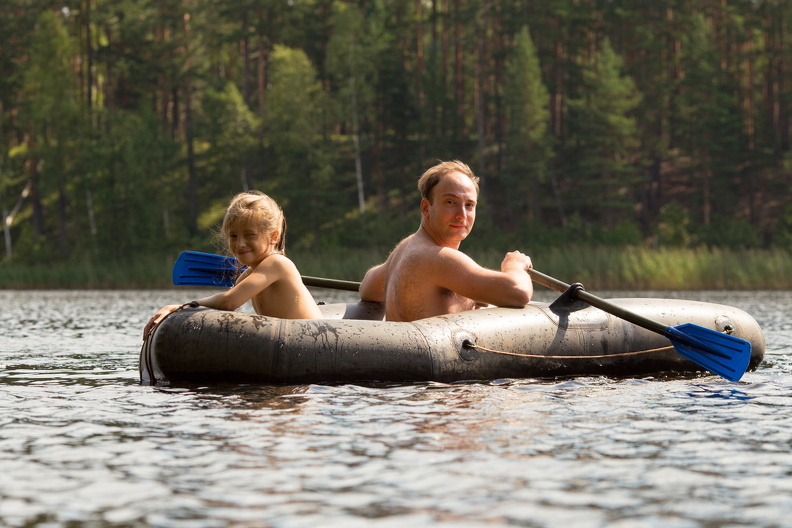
[{"left": 393, "top": 235, "right": 442, "bottom": 267}]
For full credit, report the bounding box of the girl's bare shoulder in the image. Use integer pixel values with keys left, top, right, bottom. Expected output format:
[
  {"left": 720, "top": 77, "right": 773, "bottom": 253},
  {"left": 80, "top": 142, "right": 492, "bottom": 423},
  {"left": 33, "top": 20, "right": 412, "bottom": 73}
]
[{"left": 254, "top": 253, "right": 299, "bottom": 274}]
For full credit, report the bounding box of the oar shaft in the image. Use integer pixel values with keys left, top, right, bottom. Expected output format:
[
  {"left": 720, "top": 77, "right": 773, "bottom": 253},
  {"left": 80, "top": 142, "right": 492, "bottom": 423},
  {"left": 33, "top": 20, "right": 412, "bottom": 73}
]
[
  {"left": 175, "top": 251, "right": 364, "bottom": 291},
  {"left": 528, "top": 269, "right": 667, "bottom": 335},
  {"left": 527, "top": 268, "right": 570, "bottom": 292},
  {"left": 302, "top": 275, "right": 361, "bottom": 292}
]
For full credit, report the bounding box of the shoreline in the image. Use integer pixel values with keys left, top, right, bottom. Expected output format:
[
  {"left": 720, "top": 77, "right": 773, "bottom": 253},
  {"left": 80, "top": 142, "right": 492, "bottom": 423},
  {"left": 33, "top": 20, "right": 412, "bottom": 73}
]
[{"left": 1, "top": 246, "right": 790, "bottom": 290}]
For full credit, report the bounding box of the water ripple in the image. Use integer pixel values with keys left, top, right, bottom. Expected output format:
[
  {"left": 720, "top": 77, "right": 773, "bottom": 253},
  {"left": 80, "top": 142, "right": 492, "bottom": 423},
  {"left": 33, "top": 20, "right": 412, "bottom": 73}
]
[{"left": 0, "top": 290, "right": 791, "bottom": 527}]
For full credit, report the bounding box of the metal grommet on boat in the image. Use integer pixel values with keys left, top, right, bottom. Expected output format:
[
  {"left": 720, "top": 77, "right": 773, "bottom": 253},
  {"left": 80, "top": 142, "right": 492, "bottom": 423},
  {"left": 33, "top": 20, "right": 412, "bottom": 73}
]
[
  {"left": 454, "top": 330, "right": 478, "bottom": 362},
  {"left": 715, "top": 316, "right": 736, "bottom": 335}
]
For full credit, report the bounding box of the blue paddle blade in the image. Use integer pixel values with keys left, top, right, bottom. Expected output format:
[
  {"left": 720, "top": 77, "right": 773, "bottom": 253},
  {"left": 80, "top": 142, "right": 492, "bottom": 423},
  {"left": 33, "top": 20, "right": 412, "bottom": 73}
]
[
  {"left": 172, "top": 251, "right": 242, "bottom": 287},
  {"left": 664, "top": 324, "right": 752, "bottom": 382}
]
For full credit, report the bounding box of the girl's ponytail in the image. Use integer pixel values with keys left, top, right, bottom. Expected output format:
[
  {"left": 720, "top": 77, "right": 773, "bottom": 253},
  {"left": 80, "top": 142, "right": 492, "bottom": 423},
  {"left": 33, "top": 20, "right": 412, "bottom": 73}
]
[{"left": 276, "top": 216, "right": 287, "bottom": 254}]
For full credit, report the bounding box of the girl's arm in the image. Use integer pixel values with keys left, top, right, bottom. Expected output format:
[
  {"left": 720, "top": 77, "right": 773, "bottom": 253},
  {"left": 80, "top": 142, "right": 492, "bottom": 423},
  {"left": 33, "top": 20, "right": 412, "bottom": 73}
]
[
  {"left": 143, "top": 256, "right": 286, "bottom": 339},
  {"left": 194, "top": 256, "right": 285, "bottom": 311},
  {"left": 143, "top": 303, "right": 185, "bottom": 339}
]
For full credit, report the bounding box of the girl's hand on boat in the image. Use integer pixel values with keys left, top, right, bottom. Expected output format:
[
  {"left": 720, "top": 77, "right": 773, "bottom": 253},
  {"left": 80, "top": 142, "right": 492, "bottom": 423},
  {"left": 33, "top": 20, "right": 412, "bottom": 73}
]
[{"left": 143, "top": 304, "right": 183, "bottom": 340}]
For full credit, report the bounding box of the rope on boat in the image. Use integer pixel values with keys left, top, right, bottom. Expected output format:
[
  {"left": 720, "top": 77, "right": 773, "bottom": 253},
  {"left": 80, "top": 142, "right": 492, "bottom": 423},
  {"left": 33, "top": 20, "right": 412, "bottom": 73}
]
[
  {"left": 465, "top": 342, "right": 674, "bottom": 359},
  {"left": 140, "top": 329, "right": 154, "bottom": 383},
  {"left": 140, "top": 302, "right": 200, "bottom": 384}
]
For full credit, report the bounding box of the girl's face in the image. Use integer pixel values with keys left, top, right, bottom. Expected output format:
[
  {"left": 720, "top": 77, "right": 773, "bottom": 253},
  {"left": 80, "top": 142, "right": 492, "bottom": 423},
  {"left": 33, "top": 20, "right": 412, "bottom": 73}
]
[{"left": 226, "top": 220, "right": 279, "bottom": 267}]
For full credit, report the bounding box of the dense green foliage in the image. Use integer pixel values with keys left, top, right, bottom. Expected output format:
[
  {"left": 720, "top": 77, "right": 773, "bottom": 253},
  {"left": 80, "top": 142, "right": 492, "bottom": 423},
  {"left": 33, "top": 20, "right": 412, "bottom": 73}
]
[{"left": 2, "top": 1, "right": 791, "bottom": 281}]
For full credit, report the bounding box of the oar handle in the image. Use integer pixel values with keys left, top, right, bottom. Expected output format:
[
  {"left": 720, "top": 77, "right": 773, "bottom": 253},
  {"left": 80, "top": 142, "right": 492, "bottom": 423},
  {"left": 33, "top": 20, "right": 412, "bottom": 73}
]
[
  {"left": 527, "top": 268, "right": 667, "bottom": 335},
  {"left": 302, "top": 275, "right": 361, "bottom": 292}
]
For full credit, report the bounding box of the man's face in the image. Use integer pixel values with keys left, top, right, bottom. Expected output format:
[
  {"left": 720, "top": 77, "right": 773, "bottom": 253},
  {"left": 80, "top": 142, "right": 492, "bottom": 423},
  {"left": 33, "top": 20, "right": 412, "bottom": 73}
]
[{"left": 421, "top": 171, "right": 478, "bottom": 248}]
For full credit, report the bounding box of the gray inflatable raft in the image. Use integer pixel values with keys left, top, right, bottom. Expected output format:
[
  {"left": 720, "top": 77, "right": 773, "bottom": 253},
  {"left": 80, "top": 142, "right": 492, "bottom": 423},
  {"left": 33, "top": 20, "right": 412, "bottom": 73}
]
[{"left": 139, "top": 296, "right": 765, "bottom": 385}]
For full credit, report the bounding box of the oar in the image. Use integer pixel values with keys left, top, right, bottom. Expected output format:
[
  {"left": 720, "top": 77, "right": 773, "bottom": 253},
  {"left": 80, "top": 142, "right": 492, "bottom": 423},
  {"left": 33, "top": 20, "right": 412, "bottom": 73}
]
[
  {"left": 527, "top": 268, "right": 751, "bottom": 381},
  {"left": 172, "top": 250, "right": 361, "bottom": 292}
]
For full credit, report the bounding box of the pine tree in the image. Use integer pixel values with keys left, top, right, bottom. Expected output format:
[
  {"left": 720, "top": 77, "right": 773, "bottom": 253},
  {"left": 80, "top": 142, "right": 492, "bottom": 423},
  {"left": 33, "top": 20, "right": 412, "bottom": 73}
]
[
  {"left": 502, "top": 26, "right": 553, "bottom": 226},
  {"left": 566, "top": 37, "right": 642, "bottom": 229}
]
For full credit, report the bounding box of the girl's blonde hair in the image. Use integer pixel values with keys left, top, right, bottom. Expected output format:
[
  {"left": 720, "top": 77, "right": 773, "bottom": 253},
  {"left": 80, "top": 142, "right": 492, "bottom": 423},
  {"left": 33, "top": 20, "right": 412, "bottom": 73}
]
[{"left": 221, "top": 191, "right": 287, "bottom": 254}]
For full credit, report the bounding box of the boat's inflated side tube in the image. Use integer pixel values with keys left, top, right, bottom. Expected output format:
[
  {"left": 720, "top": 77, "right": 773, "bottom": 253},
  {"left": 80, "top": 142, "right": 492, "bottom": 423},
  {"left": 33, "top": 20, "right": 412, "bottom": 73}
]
[
  {"left": 418, "top": 298, "right": 765, "bottom": 381},
  {"left": 142, "top": 309, "right": 436, "bottom": 384},
  {"left": 140, "top": 298, "right": 765, "bottom": 385}
]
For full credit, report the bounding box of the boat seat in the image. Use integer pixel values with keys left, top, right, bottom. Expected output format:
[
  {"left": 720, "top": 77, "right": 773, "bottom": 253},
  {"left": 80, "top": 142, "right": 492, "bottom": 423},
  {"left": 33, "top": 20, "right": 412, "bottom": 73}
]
[{"left": 318, "top": 301, "right": 386, "bottom": 321}]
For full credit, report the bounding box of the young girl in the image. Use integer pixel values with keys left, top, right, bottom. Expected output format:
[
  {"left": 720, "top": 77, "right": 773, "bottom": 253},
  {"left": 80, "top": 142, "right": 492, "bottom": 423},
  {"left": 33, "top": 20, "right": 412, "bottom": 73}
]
[{"left": 143, "top": 191, "right": 322, "bottom": 339}]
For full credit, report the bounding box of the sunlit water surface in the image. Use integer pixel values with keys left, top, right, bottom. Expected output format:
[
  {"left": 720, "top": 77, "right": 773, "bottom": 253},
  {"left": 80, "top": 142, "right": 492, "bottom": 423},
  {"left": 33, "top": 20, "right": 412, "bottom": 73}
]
[{"left": 1, "top": 288, "right": 791, "bottom": 528}]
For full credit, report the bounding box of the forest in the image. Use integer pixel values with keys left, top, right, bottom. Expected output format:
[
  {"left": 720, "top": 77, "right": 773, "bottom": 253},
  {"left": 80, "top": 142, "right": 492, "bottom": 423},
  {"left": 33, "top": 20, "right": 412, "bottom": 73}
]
[{"left": 2, "top": 0, "right": 792, "bottom": 286}]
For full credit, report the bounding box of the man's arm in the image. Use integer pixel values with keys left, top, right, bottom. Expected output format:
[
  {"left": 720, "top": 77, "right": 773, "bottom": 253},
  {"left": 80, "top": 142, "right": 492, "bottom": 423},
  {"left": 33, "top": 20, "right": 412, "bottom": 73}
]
[
  {"left": 433, "top": 249, "right": 533, "bottom": 307},
  {"left": 359, "top": 263, "right": 386, "bottom": 302},
  {"left": 359, "top": 235, "right": 412, "bottom": 303}
]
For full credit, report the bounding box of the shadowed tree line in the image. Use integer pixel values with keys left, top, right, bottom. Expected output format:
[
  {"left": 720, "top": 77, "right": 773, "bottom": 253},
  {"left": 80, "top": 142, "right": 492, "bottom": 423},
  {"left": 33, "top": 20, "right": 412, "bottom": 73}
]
[{"left": 2, "top": 0, "right": 792, "bottom": 268}]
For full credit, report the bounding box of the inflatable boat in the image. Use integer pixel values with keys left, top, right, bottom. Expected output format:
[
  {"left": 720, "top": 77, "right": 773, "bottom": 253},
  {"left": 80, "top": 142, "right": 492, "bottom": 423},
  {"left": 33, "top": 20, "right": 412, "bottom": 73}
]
[{"left": 139, "top": 293, "right": 765, "bottom": 386}]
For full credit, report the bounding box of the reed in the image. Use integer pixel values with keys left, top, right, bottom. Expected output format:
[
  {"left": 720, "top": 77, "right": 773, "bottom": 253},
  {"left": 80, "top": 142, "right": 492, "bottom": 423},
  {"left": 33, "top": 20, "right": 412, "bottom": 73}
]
[
  {"left": 1, "top": 246, "right": 790, "bottom": 290},
  {"left": 467, "top": 246, "right": 792, "bottom": 290},
  {"left": 290, "top": 247, "right": 383, "bottom": 282},
  {"left": 0, "top": 255, "right": 176, "bottom": 289}
]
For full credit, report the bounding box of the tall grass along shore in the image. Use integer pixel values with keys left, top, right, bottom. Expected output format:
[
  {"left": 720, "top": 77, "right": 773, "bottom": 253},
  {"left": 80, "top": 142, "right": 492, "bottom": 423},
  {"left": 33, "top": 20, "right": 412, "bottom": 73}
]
[{"left": 1, "top": 246, "right": 789, "bottom": 290}]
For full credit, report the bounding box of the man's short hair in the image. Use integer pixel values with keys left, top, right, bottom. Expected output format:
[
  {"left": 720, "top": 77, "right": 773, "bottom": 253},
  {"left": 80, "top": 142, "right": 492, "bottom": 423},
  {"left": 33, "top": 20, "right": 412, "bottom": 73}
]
[{"left": 417, "top": 160, "right": 480, "bottom": 202}]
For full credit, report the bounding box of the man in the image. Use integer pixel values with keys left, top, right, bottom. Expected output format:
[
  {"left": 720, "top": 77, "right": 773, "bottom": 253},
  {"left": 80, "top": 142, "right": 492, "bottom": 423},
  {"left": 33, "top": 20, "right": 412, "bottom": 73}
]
[{"left": 359, "top": 160, "right": 533, "bottom": 321}]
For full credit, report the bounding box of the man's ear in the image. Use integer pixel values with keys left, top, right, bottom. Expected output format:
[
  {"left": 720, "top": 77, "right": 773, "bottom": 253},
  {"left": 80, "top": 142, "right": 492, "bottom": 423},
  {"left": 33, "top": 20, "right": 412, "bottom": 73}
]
[{"left": 420, "top": 198, "right": 430, "bottom": 217}]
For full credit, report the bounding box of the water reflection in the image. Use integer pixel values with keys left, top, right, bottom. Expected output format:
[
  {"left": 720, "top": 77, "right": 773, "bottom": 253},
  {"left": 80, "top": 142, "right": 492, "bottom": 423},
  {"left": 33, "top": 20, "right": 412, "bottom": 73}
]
[{"left": 683, "top": 385, "right": 754, "bottom": 401}]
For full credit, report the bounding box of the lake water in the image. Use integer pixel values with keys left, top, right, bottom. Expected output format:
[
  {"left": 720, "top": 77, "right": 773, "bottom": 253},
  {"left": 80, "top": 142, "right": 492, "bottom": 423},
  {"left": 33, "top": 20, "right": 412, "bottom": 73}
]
[{"left": 1, "top": 288, "right": 791, "bottom": 528}]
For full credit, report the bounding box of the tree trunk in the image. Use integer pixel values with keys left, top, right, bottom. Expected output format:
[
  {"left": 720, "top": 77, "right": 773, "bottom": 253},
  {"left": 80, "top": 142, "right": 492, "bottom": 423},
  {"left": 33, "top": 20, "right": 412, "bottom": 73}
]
[
  {"left": 350, "top": 60, "right": 365, "bottom": 215},
  {"left": 85, "top": 0, "right": 93, "bottom": 112},
  {"left": 453, "top": 0, "right": 463, "bottom": 139},
  {"left": 4, "top": 180, "right": 33, "bottom": 260},
  {"left": 183, "top": 9, "right": 198, "bottom": 236},
  {"left": 241, "top": 12, "right": 251, "bottom": 103},
  {"left": 3, "top": 206, "right": 10, "bottom": 260},
  {"left": 29, "top": 157, "right": 44, "bottom": 237},
  {"left": 475, "top": 32, "right": 486, "bottom": 184}
]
